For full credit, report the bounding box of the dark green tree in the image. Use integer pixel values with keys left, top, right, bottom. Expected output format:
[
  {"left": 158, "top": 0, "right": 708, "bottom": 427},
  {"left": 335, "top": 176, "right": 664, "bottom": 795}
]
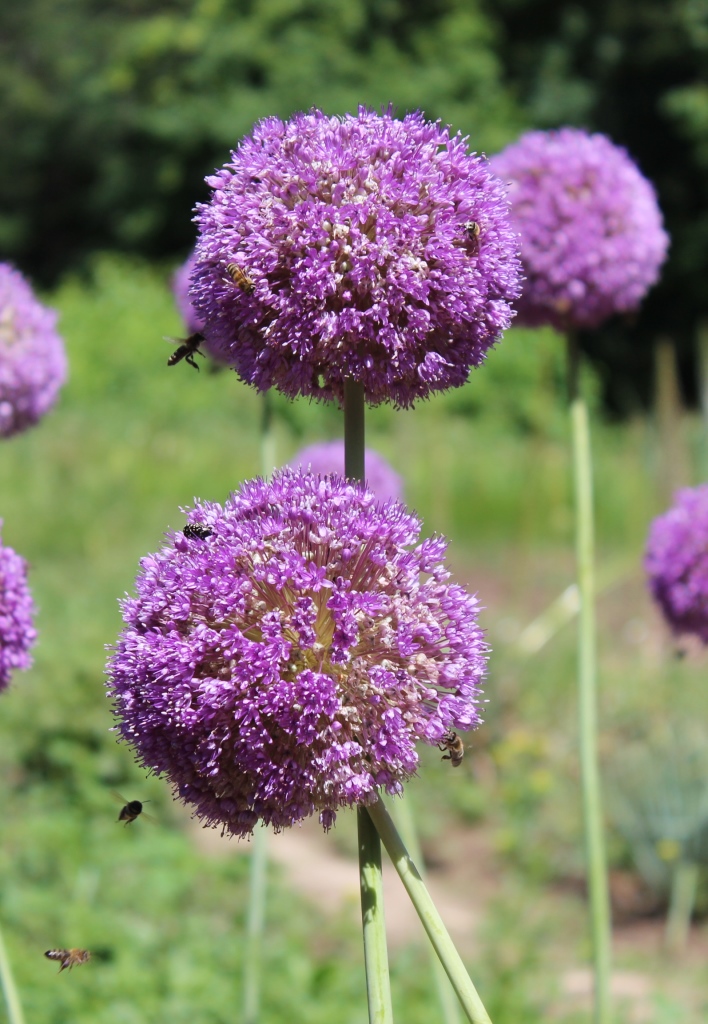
[{"left": 0, "top": 0, "right": 520, "bottom": 283}]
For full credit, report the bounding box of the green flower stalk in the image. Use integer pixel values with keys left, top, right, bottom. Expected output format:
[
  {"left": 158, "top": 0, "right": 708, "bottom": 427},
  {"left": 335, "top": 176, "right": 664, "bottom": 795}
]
[{"left": 0, "top": 923, "right": 25, "bottom": 1024}]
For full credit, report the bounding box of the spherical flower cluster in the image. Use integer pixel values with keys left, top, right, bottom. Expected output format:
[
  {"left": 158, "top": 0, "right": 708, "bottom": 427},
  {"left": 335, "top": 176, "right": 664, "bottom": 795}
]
[
  {"left": 107, "top": 469, "right": 487, "bottom": 836},
  {"left": 172, "top": 252, "right": 205, "bottom": 337},
  {"left": 288, "top": 440, "right": 403, "bottom": 503},
  {"left": 191, "top": 106, "right": 521, "bottom": 408},
  {"left": 0, "top": 263, "right": 67, "bottom": 438},
  {"left": 645, "top": 485, "right": 708, "bottom": 643},
  {"left": 0, "top": 522, "right": 37, "bottom": 691},
  {"left": 490, "top": 128, "right": 669, "bottom": 331}
]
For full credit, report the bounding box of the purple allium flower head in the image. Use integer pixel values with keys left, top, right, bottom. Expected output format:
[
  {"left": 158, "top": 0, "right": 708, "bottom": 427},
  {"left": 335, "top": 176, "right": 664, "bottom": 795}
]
[
  {"left": 191, "top": 106, "right": 522, "bottom": 408},
  {"left": 172, "top": 252, "right": 205, "bottom": 337},
  {"left": 0, "top": 521, "right": 37, "bottom": 691},
  {"left": 0, "top": 263, "right": 67, "bottom": 438},
  {"left": 645, "top": 485, "right": 708, "bottom": 643},
  {"left": 490, "top": 128, "right": 669, "bottom": 331},
  {"left": 288, "top": 440, "right": 403, "bottom": 503},
  {"left": 107, "top": 468, "right": 487, "bottom": 836}
]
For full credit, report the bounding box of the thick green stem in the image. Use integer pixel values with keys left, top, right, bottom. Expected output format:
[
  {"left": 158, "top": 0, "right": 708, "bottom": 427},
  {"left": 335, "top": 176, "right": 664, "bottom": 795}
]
[
  {"left": 568, "top": 334, "right": 612, "bottom": 1024},
  {"left": 368, "top": 797, "right": 492, "bottom": 1024},
  {"left": 345, "top": 379, "right": 392, "bottom": 1024},
  {"left": 243, "top": 824, "right": 268, "bottom": 1024},
  {"left": 387, "top": 794, "right": 461, "bottom": 1024},
  {"left": 665, "top": 861, "right": 699, "bottom": 956},
  {"left": 0, "top": 923, "right": 25, "bottom": 1024}
]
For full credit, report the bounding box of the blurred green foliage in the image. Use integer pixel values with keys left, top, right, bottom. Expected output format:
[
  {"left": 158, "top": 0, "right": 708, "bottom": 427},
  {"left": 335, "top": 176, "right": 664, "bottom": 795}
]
[{"left": 1, "top": 257, "right": 707, "bottom": 1020}]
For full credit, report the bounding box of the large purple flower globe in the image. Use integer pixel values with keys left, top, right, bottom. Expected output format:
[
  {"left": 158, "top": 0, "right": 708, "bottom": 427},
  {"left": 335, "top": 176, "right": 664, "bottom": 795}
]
[
  {"left": 490, "top": 128, "right": 669, "bottom": 331},
  {"left": 0, "top": 522, "right": 37, "bottom": 691},
  {"left": 288, "top": 440, "right": 403, "bottom": 503},
  {"left": 0, "top": 263, "right": 67, "bottom": 438},
  {"left": 107, "top": 469, "right": 487, "bottom": 836},
  {"left": 645, "top": 485, "right": 708, "bottom": 643},
  {"left": 191, "top": 106, "right": 521, "bottom": 408},
  {"left": 172, "top": 252, "right": 205, "bottom": 337}
]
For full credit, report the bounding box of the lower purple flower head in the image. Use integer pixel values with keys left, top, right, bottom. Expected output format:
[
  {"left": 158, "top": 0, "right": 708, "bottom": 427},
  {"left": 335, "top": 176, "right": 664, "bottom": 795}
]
[
  {"left": 0, "top": 263, "right": 67, "bottom": 438},
  {"left": 172, "top": 252, "right": 205, "bottom": 337},
  {"left": 107, "top": 469, "right": 487, "bottom": 836},
  {"left": 191, "top": 106, "right": 521, "bottom": 408},
  {"left": 0, "top": 522, "right": 37, "bottom": 691},
  {"left": 645, "top": 485, "right": 708, "bottom": 643},
  {"left": 288, "top": 440, "right": 403, "bottom": 503},
  {"left": 490, "top": 128, "right": 669, "bottom": 331}
]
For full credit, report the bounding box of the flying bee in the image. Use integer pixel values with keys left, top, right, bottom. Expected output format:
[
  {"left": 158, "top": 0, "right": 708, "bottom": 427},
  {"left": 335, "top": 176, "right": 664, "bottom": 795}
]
[
  {"left": 225, "top": 263, "right": 255, "bottom": 294},
  {"left": 183, "top": 523, "right": 213, "bottom": 540},
  {"left": 166, "top": 332, "right": 205, "bottom": 371},
  {"left": 112, "top": 792, "right": 155, "bottom": 825},
  {"left": 44, "top": 948, "right": 91, "bottom": 973},
  {"left": 438, "top": 731, "right": 464, "bottom": 768}
]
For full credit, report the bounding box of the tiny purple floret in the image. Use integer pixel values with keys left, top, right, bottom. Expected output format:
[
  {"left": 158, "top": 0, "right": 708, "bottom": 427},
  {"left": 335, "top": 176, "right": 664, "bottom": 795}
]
[
  {"left": 288, "top": 440, "right": 403, "bottom": 503},
  {"left": 0, "top": 263, "right": 67, "bottom": 438},
  {"left": 645, "top": 484, "right": 708, "bottom": 643},
  {"left": 191, "top": 106, "right": 521, "bottom": 408},
  {"left": 107, "top": 469, "right": 488, "bottom": 836},
  {"left": 490, "top": 128, "right": 669, "bottom": 331},
  {"left": 0, "top": 521, "right": 37, "bottom": 691}
]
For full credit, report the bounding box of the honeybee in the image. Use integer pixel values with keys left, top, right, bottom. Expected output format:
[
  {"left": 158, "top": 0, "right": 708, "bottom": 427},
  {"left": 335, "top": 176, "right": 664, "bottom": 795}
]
[
  {"left": 438, "top": 731, "right": 464, "bottom": 768},
  {"left": 225, "top": 263, "right": 255, "bottom": 294},
  {"left": 113, "top": 792, "right": 154, "bottom": 825},
  {"left": 183, "top": 523, "right": 213, "bottom": 540},
  {"left": 166, "top": 332, "right": 204, "bottom": 371},
  {"left": 464, "top": 220, "right": 481, "bottom": 240},
  {"left": 44, "top": 948, "right": 91, "bottom": 973}
]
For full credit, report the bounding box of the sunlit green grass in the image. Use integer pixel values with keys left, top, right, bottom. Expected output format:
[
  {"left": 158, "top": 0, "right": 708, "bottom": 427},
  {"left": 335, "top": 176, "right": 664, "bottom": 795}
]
[{"left": 1, "top": 255, "right": 707, "bottom": 1022}]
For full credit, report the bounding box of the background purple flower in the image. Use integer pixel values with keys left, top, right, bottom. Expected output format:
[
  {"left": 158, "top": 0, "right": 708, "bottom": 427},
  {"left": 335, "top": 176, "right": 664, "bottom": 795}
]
[
  {"left": 0, "top": 521, "right": 37, "bottom": 691},
  {"left": 490, "top": 128, "right": 669, "bottom": 331},
  {"left": 191, "top": 106, "right": 521, "bottom": 408},
  {"left": 0, "top": 263, "right": 67, "bottom": 438},
  {"left": 645, "top": 484, "right": 708, "bottom": 643},
  {"left": 172, "top": 252, "right": 205, "bottom": 337},
  {"left": 287, "top": 440, "right": 403, "bottom": 503},
  {"left": 107, "top": 469, "right": 487, "bottom": 836}
]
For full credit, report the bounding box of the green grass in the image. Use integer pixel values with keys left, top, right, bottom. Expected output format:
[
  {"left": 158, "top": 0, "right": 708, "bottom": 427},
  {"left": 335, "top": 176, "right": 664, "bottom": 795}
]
[{"left": 1, "top": 255, "right": 707, "bottom": 1022}]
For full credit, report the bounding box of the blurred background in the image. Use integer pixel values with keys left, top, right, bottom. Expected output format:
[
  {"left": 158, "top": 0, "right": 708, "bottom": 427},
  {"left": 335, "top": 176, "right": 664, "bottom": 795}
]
[{"left": 1, "top": 1, "right": 708, "bottom": 1022}]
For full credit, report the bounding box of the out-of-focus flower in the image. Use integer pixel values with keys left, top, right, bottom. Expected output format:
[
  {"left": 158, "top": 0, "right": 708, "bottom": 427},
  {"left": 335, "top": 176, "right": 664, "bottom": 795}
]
[
  {"left": 288, "top": 440, "right": 403, "bottom": 503},
  {"left": 490, "top": 128, "right": 669, "bottom": 331},
  {"left": 172, "top": 252, "right": 205, "bottom": 337},
  {"left": 192, "top": 106, "right": 521, "bottom": 408},
  {"left": 645, "top": 484, "right": 708, "bottom": 642},
  {"left": 0, "top": 521, "right": 36, "bottom": 691},
  {"left": 0, "top": 263, "right": 67, "bottom": 438},
  {"left": 107, "top": 469, "right": 487, "bottom": 836}
]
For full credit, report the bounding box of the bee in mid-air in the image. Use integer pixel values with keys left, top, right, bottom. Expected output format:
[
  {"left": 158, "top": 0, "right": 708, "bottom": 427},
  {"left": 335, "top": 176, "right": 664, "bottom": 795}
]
[
  {"left": 183, "top": 523, "right": 213, "bottom": 540},
  {"left": 438, "top": 731, "right": 464, "bottom": 768},
  {"left": 225, "top": 263, "right": 255, "bottom": 294},
  {"left": 44, "top": 948, "right": 91, "bottom": 973},
  {"left": 166, "top": 332, "right": 205, "bottom": 371},
  {"left": 113, "top": 792, "right": 154, "bottom": 825}
]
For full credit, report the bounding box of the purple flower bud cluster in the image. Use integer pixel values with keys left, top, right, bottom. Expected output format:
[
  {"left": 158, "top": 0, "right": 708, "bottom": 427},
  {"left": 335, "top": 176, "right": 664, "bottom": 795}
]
[
  {"left": 0, "top": 522, "right": 36, "bottom": 691},
  {"left": 107, "top": 469, "right": 487, "bottom": 836},
  {"left": 288, "top": 440, "right": 403, "bottom": 503},
  {"left": 490, "top": 128, "right": 669, "bottom": 331},
  {"left": 0, "top": 263, "right": 67, "bottom": 438},
  {"left": 172, "top": 252, "right": 205, "bottom": 337},
  {"left": 191, "top": 106, "right": 521, "bottom": 408},
  {"left": 645, "top": 485, "right": 708, "bottom": 643}
]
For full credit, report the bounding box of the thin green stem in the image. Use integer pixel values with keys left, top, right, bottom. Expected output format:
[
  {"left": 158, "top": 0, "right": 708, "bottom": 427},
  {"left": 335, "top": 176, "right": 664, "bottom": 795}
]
[
  {"left": 368, "top": 797, "right": 492, "bottom": 1024},
  {"left": 260, "top": 391, "right": 276, "bottom": 479},
  {"left": 243, "top": 824, "right": 268, "bottom": 1024},
  {"left": 0, "top": 923, "right": 25, "bottom": 1024},
  {"left": 665, "top": 861, "right": 699, "bottom": 956},
  {"left": 386, "top": 794, "right": 461, "bottom": 1024},
  {"left": 568, "top": 334, "right": 612, "bottom": 1024},
  {"left": 344, "top": 379, "right": 392, "bottom": 1024}
]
